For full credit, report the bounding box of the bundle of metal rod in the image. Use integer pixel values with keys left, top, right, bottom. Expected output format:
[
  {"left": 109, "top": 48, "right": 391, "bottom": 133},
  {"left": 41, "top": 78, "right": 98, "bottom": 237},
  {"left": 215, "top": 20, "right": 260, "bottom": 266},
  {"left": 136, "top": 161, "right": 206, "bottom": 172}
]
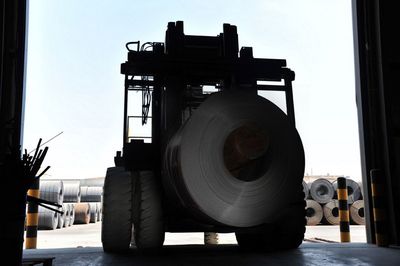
[
  {"left": 337, "top": 177, "right": 350, "bottom": 242},
  {"left": 3, "top": 138, "right": 50, "bottom": 262},
  {"left": 370, "top": 169, "right": 388, "bottom": 246}
]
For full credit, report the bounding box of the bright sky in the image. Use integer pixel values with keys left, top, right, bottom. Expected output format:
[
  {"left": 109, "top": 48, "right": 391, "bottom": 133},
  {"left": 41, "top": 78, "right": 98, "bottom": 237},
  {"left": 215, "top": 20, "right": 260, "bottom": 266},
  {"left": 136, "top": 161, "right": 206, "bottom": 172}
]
[{"left": 23, "top": 0, "right": 361, "bottom": 180}]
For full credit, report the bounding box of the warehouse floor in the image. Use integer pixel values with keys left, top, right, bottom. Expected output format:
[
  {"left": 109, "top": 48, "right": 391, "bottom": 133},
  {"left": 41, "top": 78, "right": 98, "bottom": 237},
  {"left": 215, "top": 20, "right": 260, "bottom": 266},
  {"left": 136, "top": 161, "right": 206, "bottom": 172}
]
[
  {"left": 30, "top": 223, "right": 367, "bottom": 248},
  {"left": 23, "top": 243, "right": 400, "bottom": 266}
]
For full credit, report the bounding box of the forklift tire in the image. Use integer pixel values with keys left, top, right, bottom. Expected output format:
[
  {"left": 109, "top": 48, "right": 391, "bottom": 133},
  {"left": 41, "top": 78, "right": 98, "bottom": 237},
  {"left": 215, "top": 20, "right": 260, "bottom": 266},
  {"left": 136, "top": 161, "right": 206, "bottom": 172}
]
[
  {"left": 236, "top": 191, "right": 306, "bottom": 251},
  {"left": 132, "top": 171, "right": 165, "bottom": 250},
  {"left": 102, "top": 167, "right": 134, "bottom": 253}
]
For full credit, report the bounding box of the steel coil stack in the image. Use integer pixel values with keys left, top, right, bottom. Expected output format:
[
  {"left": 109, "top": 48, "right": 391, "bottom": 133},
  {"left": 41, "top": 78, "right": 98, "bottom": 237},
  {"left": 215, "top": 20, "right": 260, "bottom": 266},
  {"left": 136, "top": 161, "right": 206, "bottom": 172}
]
[
  {"left": 37, "top": 181, "right": 64, "bottom": 230},
  {"left": 34, "top": 180, "right": 104, "bottom": 229},
  {"left": 76, "top": 185, "right": 103, "bottom": 225},
  {"left": 303, "top": 177, "right": 365, "bottom": 226}
]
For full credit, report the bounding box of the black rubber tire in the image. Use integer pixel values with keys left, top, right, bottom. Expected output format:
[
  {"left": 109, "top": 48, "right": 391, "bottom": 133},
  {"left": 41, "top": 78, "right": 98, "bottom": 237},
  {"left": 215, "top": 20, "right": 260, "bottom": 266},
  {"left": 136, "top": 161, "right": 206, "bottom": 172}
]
[
  {"left": 236, "top": 189, "right": 306, "bottom": 251},
  {"left": 132, "top": 171, "right": 165, "bottom": 250},
  {"left": 102, "top": 167, "right": 134, "bottom": 253}
]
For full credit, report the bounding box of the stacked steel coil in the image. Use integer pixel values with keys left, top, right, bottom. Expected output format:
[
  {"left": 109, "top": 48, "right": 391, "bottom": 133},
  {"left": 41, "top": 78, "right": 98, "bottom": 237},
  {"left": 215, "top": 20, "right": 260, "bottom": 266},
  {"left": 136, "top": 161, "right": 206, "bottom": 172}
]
[
  {"left": 35, "top": 180, "right": 103, "bottom": 230},
  {"left": 304, "top": 178, "right": 365, "bottom": 226}
]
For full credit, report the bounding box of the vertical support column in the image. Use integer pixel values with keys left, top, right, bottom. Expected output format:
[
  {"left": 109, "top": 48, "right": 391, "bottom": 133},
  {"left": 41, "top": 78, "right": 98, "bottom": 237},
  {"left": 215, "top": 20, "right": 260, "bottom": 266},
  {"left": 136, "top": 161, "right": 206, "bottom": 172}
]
[
  {"left": 337, "top": 177, "right": 351, "bottom": 242},
  {"left": 25, "top": 179, "right": 40, "bottom": 249},
  {"left": 283, "top": 69, "right": 296, "bottom": 127},
  {"left": 370, "top": 169, "right": 388, "bottom": 246}
]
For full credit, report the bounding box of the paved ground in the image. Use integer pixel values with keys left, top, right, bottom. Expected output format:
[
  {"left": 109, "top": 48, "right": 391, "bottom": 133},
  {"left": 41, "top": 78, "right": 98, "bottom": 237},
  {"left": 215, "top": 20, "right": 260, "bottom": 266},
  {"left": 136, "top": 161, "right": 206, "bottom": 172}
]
[
  {"left": 24, "top": 224, "right": 397, "bottom": 266},
  {"left": 29, "top": 223, "right": 367, "bottom": 249},
  {"left": 24, "top": 244, "right": 400, "bottom": 266}
]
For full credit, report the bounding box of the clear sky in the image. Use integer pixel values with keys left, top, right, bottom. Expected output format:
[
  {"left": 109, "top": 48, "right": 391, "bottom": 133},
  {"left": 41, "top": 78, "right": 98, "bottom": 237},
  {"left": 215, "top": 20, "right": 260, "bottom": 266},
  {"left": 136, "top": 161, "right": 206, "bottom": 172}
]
[{"left": 23, "top": 0, "right": 361, "bottom": 180}]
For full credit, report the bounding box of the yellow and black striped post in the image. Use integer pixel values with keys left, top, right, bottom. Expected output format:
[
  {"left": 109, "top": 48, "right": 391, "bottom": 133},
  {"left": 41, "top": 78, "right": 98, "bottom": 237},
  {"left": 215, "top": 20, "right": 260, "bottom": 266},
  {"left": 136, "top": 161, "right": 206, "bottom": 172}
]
[
  {"left": 25, "top": 179, "right": 40, "bottom": 249},
  {"left": 370, "top": 169, "right": 388, "bottom": 246},
  {"left": 337, "top": 177, "right": 351, "bottom": 242}
]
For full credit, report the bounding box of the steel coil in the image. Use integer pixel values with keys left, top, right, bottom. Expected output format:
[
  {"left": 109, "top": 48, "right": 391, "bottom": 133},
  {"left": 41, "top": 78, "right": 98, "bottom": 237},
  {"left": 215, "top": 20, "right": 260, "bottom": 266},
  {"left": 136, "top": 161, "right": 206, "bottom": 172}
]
[
  {"left": 63, "top": 182, "right": 81, "bottom": 203},
  {"left": 333, "top": 178, "right": 361, "bottom": 204},
  {"left": 305, "top": 200, "right": 323, "bottom": 226},
  {"left": 62, "top": 203, "right": 71, "bottom": 227},
  {"left": 38, "top": 206, "right": 58, "bottom": 230},
  {"left": 80, "top": 186, "right": 103, "bottom": 202},
  {"left": 96, "top": 202, "right": 102, "bottom": 222},
  {"left": 163, "top": 91, "right": 305, "bottom": 227},
  {"left": 302, "top": 180, "right": 309, "bottom": 200},
  {"left": 70, "top": 203, "right": 75, "bottom": 225},
  {"left": 309, "top": 178, "right": 334, "bottom": 204},
  {"left": 73, "top": 203, "right": 90, "bottom": 224},
  {"left": 88, "top": 202, "right": 98, "bottom": 223},
  {"left": 39, "top": 180, "right": 64, "bottom": 205},
  {"left": 350, "top": 200, "right": 365, "bottom": 225},
  {"left": 323, "top": 200, "right": 340, "bottom": 225}
]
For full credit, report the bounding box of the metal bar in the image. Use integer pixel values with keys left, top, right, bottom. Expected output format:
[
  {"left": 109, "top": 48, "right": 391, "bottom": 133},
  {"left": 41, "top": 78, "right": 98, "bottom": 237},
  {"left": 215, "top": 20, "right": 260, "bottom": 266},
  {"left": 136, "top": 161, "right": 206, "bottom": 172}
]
[
  {"left": 128, "top": 115, "right": 153, "bottom": 119},
  {"left": 284, "top": 79, "right": 296, "bottom": 127},
  {"left": 256, "top": 84, "right": 286, "bottom": 91},
  {"left": 123, "top": 75, "right": 129, "bottom": 144},
  {"left": 126, "top": 79, "right": 154, "bottom": 87}
]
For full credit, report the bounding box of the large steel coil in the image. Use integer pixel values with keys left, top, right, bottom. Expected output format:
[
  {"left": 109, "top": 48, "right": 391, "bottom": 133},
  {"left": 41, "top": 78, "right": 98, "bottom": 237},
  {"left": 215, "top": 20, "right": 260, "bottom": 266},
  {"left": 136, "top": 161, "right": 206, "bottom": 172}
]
[
  {"left": 350, "top": 200, "right": 365, "bottom": 225},
  {"left": 63, "top": 182, "right": 81, "bottom": 203},
  {"left": 305, "top": 200, "right": 323, "bottom": 226},
  {"left": 323, "top": 200, "right": 340, "bottom": 225},
  {"left": 309, "top": 178, "right": 334, "bottom": 204},
  {"left": 39, "top": 180, "right": 64, "bottom": 205},
  {"left": 62, "top": 203, "right": 71, "bottom": 227},
  {"left": 96, "top": 202, "right": 102, "bottom": 222},
  {"left": 302, "top": 180, "right": 309, "bottom": 200},
  {"left": 88, "top": 202, "right": 98, "bottom": 223},
  {"left": 73, "top": 203, "right": 90, "bottom": 224},
  {"left": 332, "top": 178, "right": 361, "bottom": 204},
  {"left": 70, "top": 203, "right": 76, "bottom": 225},
  {"left": 38, "top": 206, "right": 58, "bottom": 230},
  {"left": 57, "top": 207, "right": 66, "bottom": 228},
  {"left": 163, "top": 91, "right": 305, "bottom": 227},
  {"left": 80, "top": 186, "right": 103, "bottom": 202}
]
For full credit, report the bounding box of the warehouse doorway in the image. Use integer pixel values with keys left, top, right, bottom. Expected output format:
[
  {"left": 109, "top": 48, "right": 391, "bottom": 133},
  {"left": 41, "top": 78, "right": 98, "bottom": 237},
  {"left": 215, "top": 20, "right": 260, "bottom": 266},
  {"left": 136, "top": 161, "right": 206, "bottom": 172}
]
[{"left": 22, "top": 0, "right": 364, "bottom": 248}]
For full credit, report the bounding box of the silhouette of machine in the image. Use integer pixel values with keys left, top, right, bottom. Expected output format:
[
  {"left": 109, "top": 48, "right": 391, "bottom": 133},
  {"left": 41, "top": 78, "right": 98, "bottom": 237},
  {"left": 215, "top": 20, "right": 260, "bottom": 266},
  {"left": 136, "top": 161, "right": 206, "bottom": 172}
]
[{"left": 101, "top": 21, "right": 305, "bottom": 252}]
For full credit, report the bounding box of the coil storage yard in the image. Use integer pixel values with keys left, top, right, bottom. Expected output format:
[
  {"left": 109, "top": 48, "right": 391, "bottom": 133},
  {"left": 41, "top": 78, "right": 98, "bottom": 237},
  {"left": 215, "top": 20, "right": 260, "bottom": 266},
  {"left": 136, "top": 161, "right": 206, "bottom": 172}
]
[{"left": 32, "top": 180, "right": 103, "bottom": 230}]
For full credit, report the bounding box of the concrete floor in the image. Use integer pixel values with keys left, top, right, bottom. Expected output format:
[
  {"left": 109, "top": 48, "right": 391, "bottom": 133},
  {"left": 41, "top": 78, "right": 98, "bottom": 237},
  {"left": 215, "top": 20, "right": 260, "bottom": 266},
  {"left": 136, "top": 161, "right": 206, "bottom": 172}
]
[
  {"left": 23, "top": 223, "right": 392, "bottom": 265},
  {"left": 23, "top": 244, "right": 400, "bottom": 266},
  {"left": 31, "top": 223, "right": 367, "bottom": 249}
]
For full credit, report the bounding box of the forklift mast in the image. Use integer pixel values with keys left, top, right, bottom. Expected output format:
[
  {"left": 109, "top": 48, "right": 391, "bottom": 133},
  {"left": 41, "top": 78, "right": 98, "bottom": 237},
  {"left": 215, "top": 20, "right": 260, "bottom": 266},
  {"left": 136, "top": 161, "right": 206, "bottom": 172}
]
[{"left": 116, "top": 21, "right": 295, "bottom": 172}]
